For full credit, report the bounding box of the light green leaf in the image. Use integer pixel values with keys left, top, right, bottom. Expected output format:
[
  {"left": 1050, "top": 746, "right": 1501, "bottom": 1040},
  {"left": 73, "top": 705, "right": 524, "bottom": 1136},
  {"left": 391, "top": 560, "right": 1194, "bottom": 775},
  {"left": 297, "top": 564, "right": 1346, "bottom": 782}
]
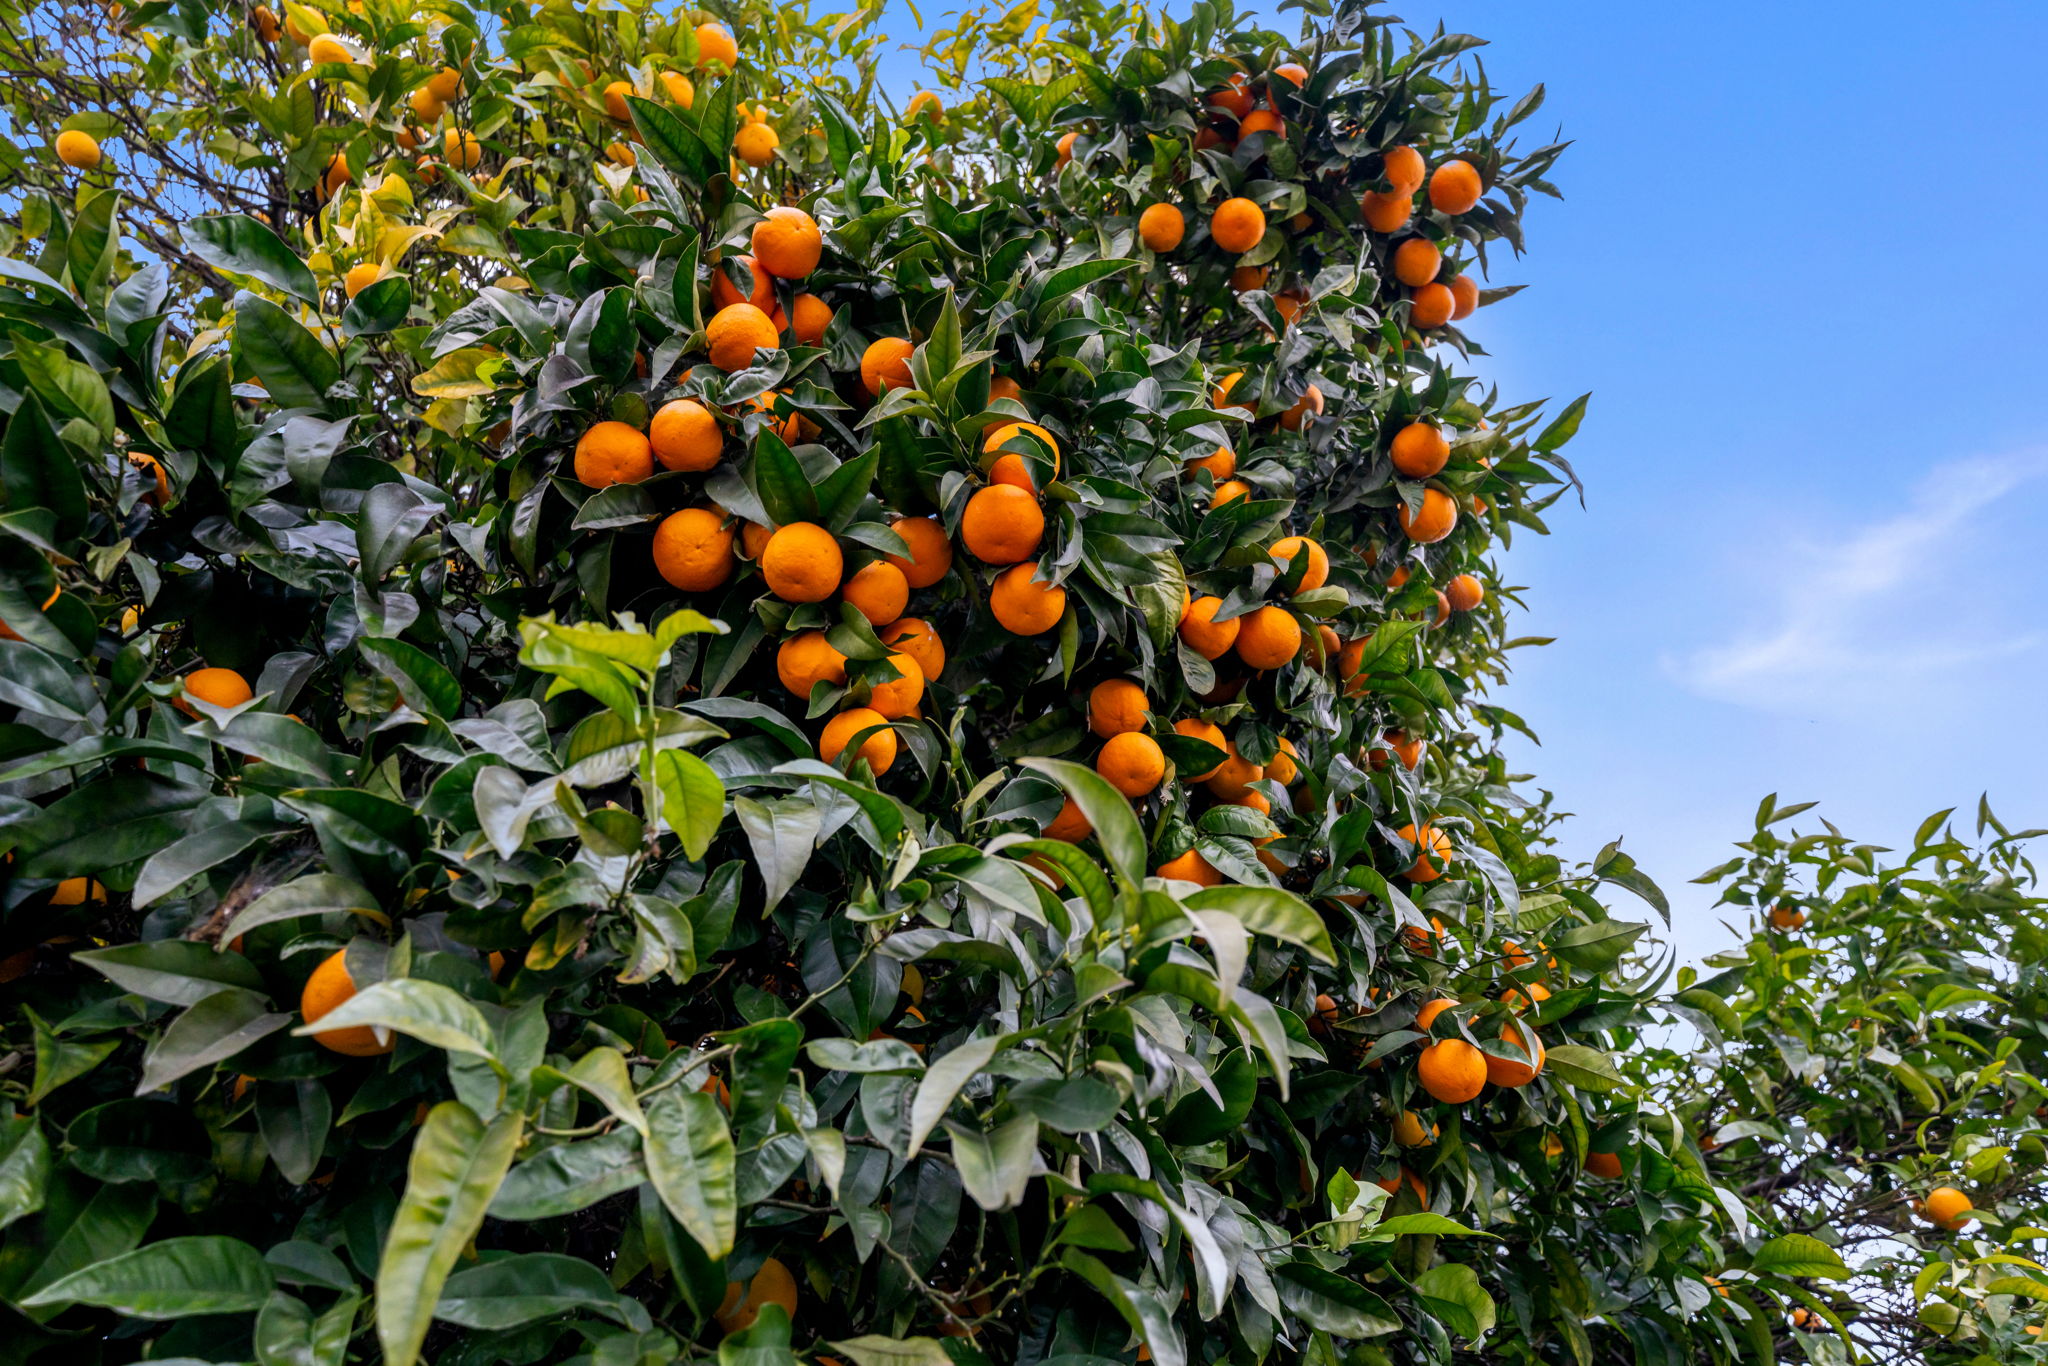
[
  {"left": 291, "top": 977, "right": 496, "bottom": 1060},
  {"left": 22, "top": 1235, "right": 275, "bottom": 1317},
  {"left": 377, "top": 1104, "right": 524, "bottom": 1366},
  {"left": 1750, "top": 1233, "right": 1850, "bottom": 1281},
  {"left": 643, "top": 1089, "right": 736, "bottom": 1259},
  {"left": 562, "top": 1047, "right": 649, "bottom": 1136}
]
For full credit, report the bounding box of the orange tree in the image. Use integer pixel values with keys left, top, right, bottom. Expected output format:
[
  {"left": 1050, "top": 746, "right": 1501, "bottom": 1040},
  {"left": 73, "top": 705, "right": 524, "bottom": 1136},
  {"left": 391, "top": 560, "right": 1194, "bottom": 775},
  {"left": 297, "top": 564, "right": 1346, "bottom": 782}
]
[{"left": 2, "top": 0, "right": 2040, "bottom": 1363}]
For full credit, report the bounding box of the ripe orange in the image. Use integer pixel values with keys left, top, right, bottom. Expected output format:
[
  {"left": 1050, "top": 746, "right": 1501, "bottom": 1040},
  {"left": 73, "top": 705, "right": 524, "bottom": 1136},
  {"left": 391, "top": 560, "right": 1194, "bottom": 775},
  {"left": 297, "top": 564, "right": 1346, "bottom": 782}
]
[
  {"left": 1391, "top": 1109, "right": 1435, "bottom": 1147},
  {"left": 343, "top": 261, "right": 384, "bottom": 298},
  {"left": 1392, "top": 237, "right": 1441, "bottom": 287},
  {"left": 1429, "top": 159, "right": 1483, "bottom": 214},
  {"left": 425, "top": 66, "right": 462, "bottom": 101},
  {"left": 1172, "top": 718, "right": 1228, "bottom": 780},
  {"left": 905, "top": 90, "right": 942, "bottom": 123},
  {"left": 1449, "top": 276, "right": 1481, "bottom": 324},
  {"left": 1389, "top": 422, "right": 1449, "bottom": 478},
  {"left": 1444, "top": 574, "right": 1484, "bottom": 612},
  {"left": 867, "top": 652, "right": 925, "bottom": 719},
  {"left": 716, "top": 1256, "right": 796, "bottom": 1334},
  {"left": 409, "top": 87, "right": 446, "bottom": 122},
  {"left": 1415, "top": 997, "right": 1458, "bottom": 1031},
  {"left": 1177, "top": 596, "right": 1239, "bottom": 659},
  {"left": 861, "top": 337, "right": 915, "bottom": 397},
  {"left": 1397, "top": 822, "right": 1452, "bottom": 882},
  {"left": 650, "top": 399, "right": 722, "bottom": 471},
  {"left": 738, "top": 520, "right": 774, "bottom": 560},
  {"left": 752, "top": 206, "right": 822, "bottom": 279},
  {"left": 1235, "top": 606, "right": 1301, "bottom": 670},
  {"left": 1156, "top": 849, "right": 1221, "bottom": 886},
  {"left": 1374, "top": 1166, "right": 1429, "bottom": 1204},
  {"left": 1185, "top": 445, "right": 1235, "bottom": 483},
  {"left": 661, "top": 70, "right": 696, "bottom": 108},
  {"left": 710, "top": 255, "right": 773, "bottom": 311},
  {"left": 821, "top": 708, "right": 896, "bottom": 774},
  {"left": 1417, "top": 1039, "right": 1486, "bottom": 1104},
  {"left": 1207, "top": 75, "right": 1253, "bottom": 121},
  {"left": 1096, "top": 732, "right": 1165, "bottom": 797},
  {"left": 1487, "top": 1026, "right": 1544, "bottom": 1087},
  {"left": 1268, "top": 536, "right": 1328, "bottom": 593},
  {"left": 1398, "top": 488, "right": 1458, "bottom": 544},
  {"left": 1278, "top": 384, "right": 1323, "bottom": 431},
  {"left": 1410, "top": 282, "right": 1454, "bottom": 329},
  {"left": 706, "top": 303, "right": 779, "bottom": 371},
  {"left": 251, "top": 6, "right": 280, "bottom": 42},
  {"left": 1381, "top": 144, "right": 1425, "bottom": 193},
  {"left": 960, "top": 484, "right": 1044, "bottom": 564},
  {"left": 1360, "top": 189, "right": 1411, "bottom": 235},
  {"left": 302, "top": 950, "right": 393, "bottom": 1056},
  {"left": 694, "top": 22, "right": 738, "bottom": 72},
  {"left": 989, "top": 375, "right": 1024, "bottom": 404},
  {"left": 1088, "top": 679, "right": 1150, "bottom": 738},
  {"left": 1373, "top": 730, "right": 1425, "bottom": 772},
  {"left": 1336, "top": 635, "right": 1372, "bottom": 695},
  {"left": 989, "top": 562, "right": 1065, "bottom": 635},
  {"left": 1055, "top": 130, "right": 1078, "bottom": 168},
  {"left": 1238, "top": 109, "right": 1284, "bottom": 140},
  {"left": 1229, "top": 264, "right": 1269, "bottom": 294},
  {"left": 843, "top": 560, "right": 909, "bottom": 626},
  {"left": 761, "top": 522, "right": 843, "bottom": 602},
  {"left": 984, "top": 421, "right": 1060, "bottom": 490},
  {"left": 178, "top": 666, "right": 254, "bottom": 716},
  {"left": 603, "top": 79, "right": 635, "bottom": 121},
  {"left": 652, "top": 508, "right": 735, "bottom": 592},
  {"left": 321, "top": 152, "right": 353, "bottom": 195},
  {"left": 1211, "top": 479, "right": 1251, "bottom": 506},
  {"left": 574, "top": 420, "right": 654, "bottom": 488},
  {"left": 880, "top": 618, "right": 945, "bottom": 683},
  {"left": 1272, "top": 61, "right": 1308, "bottom": 87},
  {"left": 884, "top": 516, "right": 953, "bottom": 587},
  {"left": 1044, "top": 796, "right": 1091, "bottom": 842},
  {"left": 49, "top": 877, "right": 107, "bottom": 906},
  {"left": 1210, "top": 370, "right": 1248, "bottom": 411},
  {"left": 1138, "top": 202, "right": 1185, "bottom": 253},
  {"left": 307, "top": 32, "right": 354, "bottom": 63},
  {"left": 1203, "top": 744, "right": 1263, "bottom": 802},
  {"left": 1501, "top": 981, "right": 1551, "bottom": 1013},
  {"left": 1266, "top": 736, "right": 1300, "bottom": 786},
  {"left": 1210, "top": 197, "right": 1265, "bottom": 254},
  {"left": 604, "top": 141, "right": 637, "bottom": 168},
  {"left": 777, "top": 630, "right": 847, "bottom": 698},
  {"left": 443, "top": 128, "right": 482, "bottom": 170},
  {"left": 1923, "top": 1186, "right": 1972, "bottom": 1231},
  {"left": 1584, "top": 1151, "right": 1624, "bottom": 1179},
  {"left": 790, "top": 293, "right": 833, "bottom": 346}
]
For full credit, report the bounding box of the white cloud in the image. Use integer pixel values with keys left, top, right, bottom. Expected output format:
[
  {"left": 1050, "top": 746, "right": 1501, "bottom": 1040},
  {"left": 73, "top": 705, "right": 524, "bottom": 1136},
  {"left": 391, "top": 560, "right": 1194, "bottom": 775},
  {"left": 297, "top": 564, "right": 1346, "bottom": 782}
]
[{"left": 1672, "top": 449, "right": 2048, "bottom": 709}]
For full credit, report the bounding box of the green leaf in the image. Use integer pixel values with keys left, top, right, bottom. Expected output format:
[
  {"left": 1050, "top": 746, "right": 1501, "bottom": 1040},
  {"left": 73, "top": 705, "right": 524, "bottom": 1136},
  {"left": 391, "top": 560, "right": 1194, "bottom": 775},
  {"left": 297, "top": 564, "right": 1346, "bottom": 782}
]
[
  {"left": 0, "top": 395, "right": 88, "bottom": 541},
  {"left": 224, "top": 873, "right": 385, "bottom": 943},
  {"left": 137, "top": 989, "right": 292, "bottom": 1094},
  {"left": 436, "top": 1253, "right": 623, "bottom": 1329},
  {"left": 946, "top": 1115, "right": 1038, "bottom": 1211},
  {"left": 1179, "top": 885, "right": 1335, "bottom": 961},
  {"left": 183, "top": 213, "right": 320, "bottom": 301},
  {"left": 824, "top": 1336, "right": 956, "bottom": 1366},
  {"left": 74, "top": 940, "right": 267, "bottom": 1006},
  {"left": 1750, "top": 1233, "right": 1850, "bottom": 1281},
  {"left": 626, "top": 94, "right": 716, "bottom": 183},
  {"left": 734, "top": 795, "right": 820, "bottom": 914},
  {"left": 236, "top": 294, "right": 339, "bottom": 409},
  {"left": 291, "top": 977, "right": 497, "bottom": 1060},
  {"left": 655, "top": 748, "right": 725, "bottom": 860},
  {"left": 1413, "top": 1261, "right": 1497, "bottom": 1342},
  {"left": 22, "top": 1235, "right": 275, "bottom": 1317},
  {"left": 1533, "top": 392, "right": 1590, "bottom": 452},
  {"left": 907, "top": 1033, "right": 1006, "bottom": 1157},
  {"left": 1019, "top": 757, "right": 1144, "bottom": 893},
  {"left": 1543, "top": 1043, "right": 1626, "bottom": 1094},
  {"left": 341, "top": 274, "right": 412, "bottom": 337},
  {"left": 643, "top": 1089, "right": 737, "bottom": 1259},
  {"left": 13, "top": 339, "right": 114, "bottom": 443},
  {"left": 255, "top": 1288, "right": 359, "bottom": 1366},
  {"left": 562, "top": 1046, "right": 649, "bottom": 1136},
  {"left": 1273, "top": 1260, "right": 1400, "bottom": 1338},
  {"left": 377, "top": 1104, "right": 525, "bottom": 1366},
  {"left": 411, "top": 346, "right": 504, "bottom": 398},
  {"left": 0, "top": 1109, "right": 51, "bottom": 1232},
  {"left": 489, "top": 1130, "right": 647, "bottom": 1221},
  {"left": 360, "top": 637, "right": 462, "bottom": 717}
]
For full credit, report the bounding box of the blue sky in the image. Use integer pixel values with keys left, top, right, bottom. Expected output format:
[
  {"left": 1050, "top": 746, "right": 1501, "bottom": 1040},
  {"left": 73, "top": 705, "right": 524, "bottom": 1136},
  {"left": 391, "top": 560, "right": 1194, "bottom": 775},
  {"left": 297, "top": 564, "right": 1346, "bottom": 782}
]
[{"left": 872, "top": 1, "right": 2048, "bottom": 958}]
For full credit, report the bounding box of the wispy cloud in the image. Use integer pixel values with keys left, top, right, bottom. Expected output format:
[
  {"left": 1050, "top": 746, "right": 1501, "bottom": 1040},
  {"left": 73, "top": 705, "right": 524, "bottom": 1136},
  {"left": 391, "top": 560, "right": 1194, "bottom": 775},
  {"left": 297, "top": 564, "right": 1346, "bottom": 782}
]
[{"left": 1672, "top": 449, "right": 2048, "bottom": 709}]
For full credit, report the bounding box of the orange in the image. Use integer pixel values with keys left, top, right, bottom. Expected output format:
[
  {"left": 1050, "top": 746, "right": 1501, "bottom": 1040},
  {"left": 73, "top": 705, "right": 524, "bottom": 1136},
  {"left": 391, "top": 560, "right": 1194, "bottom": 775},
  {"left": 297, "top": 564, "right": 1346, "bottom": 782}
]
[
  {"left": 716, "top": 1257, "right": 796, "bottom": 1335},
  {"left": 1308, "top": 623, "right": 1341, "bottom": 669},
  {"left": 660, "top": 70, "right": 696, "bottom": 108},
  {"left": 1229, "top": 264, "right": 1269, "bottom": 294},
  {"left": 989, "top": 562, "right": 1065, "bottom": 635},
  {"left": 761, "top": 522, "right": 843, "bottom": 602},
  {"left": 1138, "top": 203, "right": 1185, "bottom": 253},
  {"left": 776, "top": 630, "right": 847, "bottom": 698},
  {"left": 753, "top": 206, "right": 822, "bottom": 279},
  {"left": 1415, "top": 997, "right": 1458, "bottom": 1031},
  {"left": 710, "top": 255, "right": 773, "bottom": 311},
  {"left": 885, "top": 516, "right": 953, "bottom": 587},
  {"left": 1923, "top": 1186, "right": 1972, "bottom": 1231},
  {"left": 0, "top": 585, "right": 60, "bottom": 641},
  {"left": 1449, "top": 273, "right": 1480, "bottom": 320},
  {"left": 650, "top": 399, "right": 723, "bottom": 471},
  {"left": 306, "top": 32, "right": 354, "bottom": 63},
  {"left": 694, "top": 22, "right": 738, "bottom": 72},
  {"left": 1208, "top": 75, "right": 1253, "bottom": 121},
  {"left": 1374, "top": 1167, "right": 1429, "bottom": 1204},
  {"left": 1429, "top": 159, "right": 1483, "bottom": 214},
  {"left": 988, "top": 375, "right": 1024, "bottom": 404},
  {"left": 1381, "top": 144, "right": 1425, "bottom": 193},
  {"left": 1178, "top": 596, "right": 1239, "bottom": 660},
  {"left": 604, "top": 141, "right": 637, "bottom": 168},
  {"left": 322, "top": 152, "right": 353, "bottom": 195},
  {"left": 1309, "top": 993, "right": 1340, "bottom": 1035},
  {"left": 1055, "top": 130, "right": 1078, "bottom": 168},
  {"left": 1387, "top": 565, "right": 1412, "bottom": 590},
  {"left": 1392, "top": 236, "right": 1441, "bottom": 287},
  {"left": 861, "top": 337, "right": 915, "bottom": 397},
  {"left": 1211, "top": 370, "right": 1249, "bottom": 411},
  {"left": 1360, "top": 189, "right": 1411, "bottom": 235},
  {"left": 1410, "top": 282, "right": 1454, "bottom": 329},
  {"left": 1398, "top": 488, "right": 1458, "bottom": 543},
  {"left": 1584, "top": 1151, "right": 1624, "bottom": 1179},
  {"left": 706, "top": 303, "right": 779, "bottom": 371},
  {"left": 1210, "top": 479, "right": 1251, "bottom": 506},
  {"left": 1487, "top": 1026, "right": 1544, "bottom": 1087},
  {"left": 343, "top": 262, "right": 385, "bottom": 298},
  {"left": 574, "top": 420, "right": 654, "bottom": 488},
  {"left": 1389, "top": 422, "right": 1449, "bottom": 477},
  {"left": 984, "top": 421, "right": 1060, "bottom": 491},
  {"left": 1416, "top": 1039, "right": 1485, "bottom": 1103},
  {"left": 444, "top": 128, "right": 482, "bottom": 170},
  {"left": 843, "top": 560, "right": 909, "bottom": 625},
  {"left": 821, "top": 708, "right": 896, "bottom": 774},
  {"left": 1374, "top": 730, "right": 1424, "bottom": 772},
  {"left": 1396, "top": 822, "right": 1452, "bottom": 881},
  {"left": 251, "top": 6, "right": 280, "bottom": 41},
  {"left": 1155, "top": 849, "right": 1221, "bottom": 887},
  {"left": 1768, "top": 904, "right": 1806, "bottom": 930},
  {"left": 1234, "top": 606, "right": 1301, "bottom": 670},
  {"left": 1501, "top": 981, "right": 1551, "bottom": 1013},
  {"left": 49, "top": 877, "right": 107, "bottom": 906},
  {"left": 652, "top": 508, "right": 735, "bottom": 592},
  {"left": 1268, "top": 536, "right": 1327, "bottom": 593},
  {"left": 1278, "top": 384, "right": 1323, "bottom": 431},
  {"left": 1210, "top": 197, "right": 1265, "bottom": 254},
  {"left": 1203, "top": 744, "right": 1263, "bottom": 802},
  {"left": 1444, "top": 574, "right": 1484, "bottom": 612},
  {"left": 960, "top": 484, "right": 1044, "bottom": 564},
  {"left": 1044, "top": 797, "right": 1091, "bottom": 842},
  {"left": 1184, "top": 445, "right": 1235, "bottom": 482},
  {"left": 1266, "top": 736, "right": 1300, "bottom": 786},
  {"left": 905, "top": 90, "right": 943, "bottom": 123},
  {"left": 790, "top": 293, "right": 833, "bottom": 346},
  {"left": 1238, "top": 109, "right": 1284, "bottom": 140},
  {"left": 178, "top": 666, "right": 253, "bottom": 716},
  {"left": 1172, "top": 718, "right": 1228, "bottom": 780},
  {"left": 603, "top": 80, "right": 635, "bottom": 121},
  {"left": 740, "top": 521, "right": 774, "bottom": 559},
  {"left": 1088, "top": 679, "right": 1149, "bottom": 738},
  {"left": 301, "top": 950, "right": 394, "bottom": 1056},
  {"left": 425, "top": 67, "right": 462, "bottom": 101},
  {"left": 866, "top": 652, "right": 925, "bottom": 719},
  {"left": 880, "top": 618, "right": 945, "bottom": 683},
  {"left": 1391, "top": 1109, "right": 1435, "bottom": 1147},
  {"left": 1096, "top": 732, "right": 1165, "bottom": 798},
  {"left": 1272, "top": 61, "right": 1308, "bottom": 86}
]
